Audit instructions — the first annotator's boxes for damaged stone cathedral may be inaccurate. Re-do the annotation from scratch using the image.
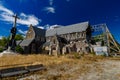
[18,21,92,55]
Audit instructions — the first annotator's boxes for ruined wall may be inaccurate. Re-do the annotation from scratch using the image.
[26,26,35,39]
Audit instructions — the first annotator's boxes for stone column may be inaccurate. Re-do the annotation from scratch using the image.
[56,43,60,56]
[49,43,52,55]
[62,46,66,55]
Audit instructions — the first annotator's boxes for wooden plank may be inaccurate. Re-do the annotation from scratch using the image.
[0,66,26,73]
[1,70,28,77]
[106,27,120,52]
[26,64,46,72]
[0,64,46,78]
[0,66,28,77]
[110,47,118,52]
[27,67,46,72]
[26,64,43,69]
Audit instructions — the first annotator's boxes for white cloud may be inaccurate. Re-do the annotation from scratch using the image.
[0,5,41,26]
[37,26,44,29]
[0,13,13,23]
[44,7,55,13]
[0,5,14,23]
[0,5,14,15]
[20,13,27,17]
[49,0,53,6]
[18,13,41,26]
[44,24,50,29]
[47,24,62,30]
[18,29,27,35]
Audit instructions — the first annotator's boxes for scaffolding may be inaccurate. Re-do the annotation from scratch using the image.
[92,24,120,55]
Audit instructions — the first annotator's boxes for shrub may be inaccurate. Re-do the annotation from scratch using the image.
[15,45,24,53]
[0,48,3,52]
[74,53,81,59]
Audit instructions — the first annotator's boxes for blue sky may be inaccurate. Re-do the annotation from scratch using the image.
[0,0,120,43]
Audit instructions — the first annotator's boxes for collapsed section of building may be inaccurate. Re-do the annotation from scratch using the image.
[19,21,92,55]
[18,24,46,53]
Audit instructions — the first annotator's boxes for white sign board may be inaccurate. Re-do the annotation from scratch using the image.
[93,46,108,56]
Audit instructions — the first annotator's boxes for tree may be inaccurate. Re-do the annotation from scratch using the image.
[15,45,24,53]
[15,34,24,40]
[0,36,8,47]
[15,34,24,53]
[0,34,24,52]
[0,37,9,52]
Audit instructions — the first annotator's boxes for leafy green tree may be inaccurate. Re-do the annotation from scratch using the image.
[0,36,8,47]
[15,34,24,53]
[15,45,24,53]
[0,34,24,52]
[0,48,3,52]
[15,34,24,40]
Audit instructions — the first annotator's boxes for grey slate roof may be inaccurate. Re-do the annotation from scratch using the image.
[46,21,89,37]
[16,40,23,45]
[20,39,34,46]
[32,26,46,37]
[18,26,46,47]
[43,42,50,47]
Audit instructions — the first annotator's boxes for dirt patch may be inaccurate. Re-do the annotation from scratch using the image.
[1,54,120,80]
[78,60,120,80]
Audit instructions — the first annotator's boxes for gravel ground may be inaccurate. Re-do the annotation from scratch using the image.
[18,59,120,80]
[78,60,120,80]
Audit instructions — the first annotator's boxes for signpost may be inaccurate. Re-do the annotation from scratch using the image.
[93,46,108,56]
